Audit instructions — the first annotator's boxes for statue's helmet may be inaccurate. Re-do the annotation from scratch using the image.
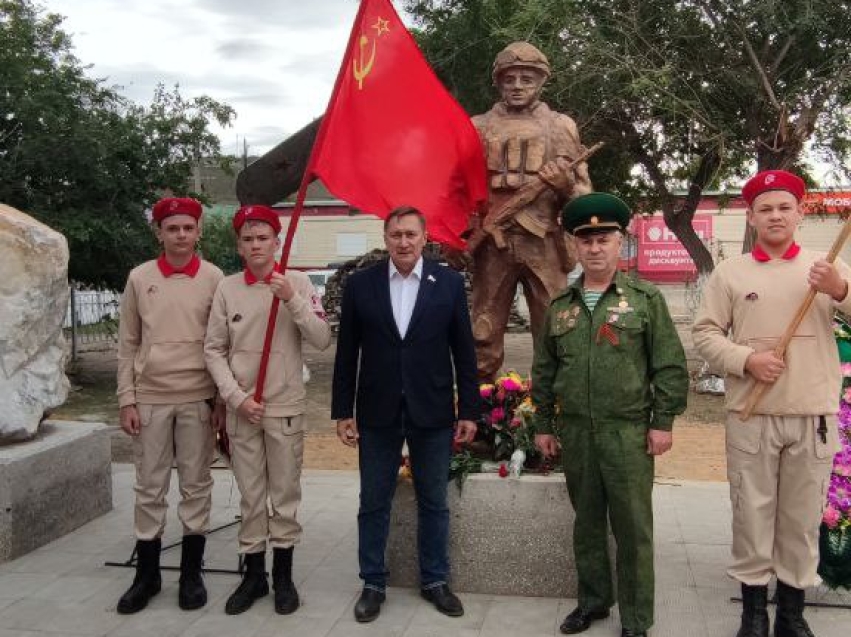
[492,41,551,84]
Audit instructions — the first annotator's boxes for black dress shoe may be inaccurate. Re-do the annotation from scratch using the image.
[354,588,385,623]
[559,606,610,634]
[621,629,647,637]
[420,584,464,617]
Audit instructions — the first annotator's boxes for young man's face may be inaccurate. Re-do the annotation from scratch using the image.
[498,67,546,111]
[155,214,200,260]
[384,213,427,275]
[237,221,280,272]
[746,190,802,249]
[574,230,623,278]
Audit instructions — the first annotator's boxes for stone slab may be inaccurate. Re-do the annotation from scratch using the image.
[387,473,583,597]
[0,420,112,562]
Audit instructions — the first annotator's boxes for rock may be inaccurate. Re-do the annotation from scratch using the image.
[0,205,70,442]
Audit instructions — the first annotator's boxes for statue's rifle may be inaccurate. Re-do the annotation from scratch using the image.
[465,142,604,253]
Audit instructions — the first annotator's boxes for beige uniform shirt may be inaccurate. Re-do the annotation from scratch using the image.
[693,248,851,415]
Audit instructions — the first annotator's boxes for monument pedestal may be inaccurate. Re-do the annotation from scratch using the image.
[387,473,582,597]
[0,420,112,562]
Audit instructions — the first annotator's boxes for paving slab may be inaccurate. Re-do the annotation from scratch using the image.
[0,468,847,636]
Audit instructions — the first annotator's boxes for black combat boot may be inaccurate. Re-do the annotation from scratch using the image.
[178,534,207,610]
[117,538,162,614]
[225,552,269,615]
[737,584,769,637]
[272,546,300,614]
[774,581,815,637]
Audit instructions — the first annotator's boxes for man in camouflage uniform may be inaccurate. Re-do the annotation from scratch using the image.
[532,193,688,637]
[469,41,593,382]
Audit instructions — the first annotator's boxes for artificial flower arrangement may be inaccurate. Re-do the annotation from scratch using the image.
[818,320,851,589]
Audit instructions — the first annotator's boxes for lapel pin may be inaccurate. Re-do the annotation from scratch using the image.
[427,274,436,283]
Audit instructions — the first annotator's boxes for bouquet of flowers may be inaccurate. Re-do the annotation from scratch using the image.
[479,371,537,461]
[819,321,851,589]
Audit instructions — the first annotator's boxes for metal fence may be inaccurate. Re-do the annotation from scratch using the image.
[64,288,121,359]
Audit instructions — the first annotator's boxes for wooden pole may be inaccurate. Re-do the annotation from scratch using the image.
[740,213,851,420]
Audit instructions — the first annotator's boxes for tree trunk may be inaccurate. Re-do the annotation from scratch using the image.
[663,205,715,274]
[633,138,719,275]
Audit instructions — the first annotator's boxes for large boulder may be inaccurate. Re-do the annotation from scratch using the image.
[0,205,70,441]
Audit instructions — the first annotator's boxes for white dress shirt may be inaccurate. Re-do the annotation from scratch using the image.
[388,257,423,338]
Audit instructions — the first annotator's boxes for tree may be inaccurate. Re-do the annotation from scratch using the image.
[199,213,241,275]
[406,0,851,271]
[0,0,235,289]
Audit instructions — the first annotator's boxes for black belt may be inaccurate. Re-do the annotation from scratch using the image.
[818,415,827,444]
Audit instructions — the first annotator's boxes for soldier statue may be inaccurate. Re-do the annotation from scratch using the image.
[465,41,593,382]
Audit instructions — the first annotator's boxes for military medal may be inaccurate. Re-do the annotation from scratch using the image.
[607,289,634,315]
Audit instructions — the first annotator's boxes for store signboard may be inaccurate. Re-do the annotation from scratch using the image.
[803,192,851,215]
[634,214,713,273]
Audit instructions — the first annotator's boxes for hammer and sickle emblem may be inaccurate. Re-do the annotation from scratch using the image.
[353,34,376,90]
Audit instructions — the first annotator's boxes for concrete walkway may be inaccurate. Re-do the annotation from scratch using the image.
[0,468,848,637]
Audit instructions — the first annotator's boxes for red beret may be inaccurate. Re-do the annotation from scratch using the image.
[742,170,806,206]
[152,197,203,222]
[232,205,282,235]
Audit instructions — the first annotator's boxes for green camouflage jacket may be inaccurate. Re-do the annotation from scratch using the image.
[531,272,688,434]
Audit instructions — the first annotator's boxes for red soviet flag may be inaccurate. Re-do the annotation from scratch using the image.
[309,0,487,249]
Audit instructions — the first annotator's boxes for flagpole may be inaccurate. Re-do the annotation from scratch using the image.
[251,174,312,403]
[252,0,375,403]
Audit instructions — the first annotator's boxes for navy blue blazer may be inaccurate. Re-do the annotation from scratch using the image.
[331,258,480,429]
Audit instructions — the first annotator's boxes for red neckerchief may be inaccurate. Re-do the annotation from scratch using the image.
[751,242,800,262]
[244,263,277,285]
[157,254,200,277]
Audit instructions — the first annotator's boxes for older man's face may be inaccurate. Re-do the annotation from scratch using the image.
[575,230,623,279]
[384,214,427,276]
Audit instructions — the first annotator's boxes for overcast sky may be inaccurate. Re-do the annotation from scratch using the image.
[43,0,376,157]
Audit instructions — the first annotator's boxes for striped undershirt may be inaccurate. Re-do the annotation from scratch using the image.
[583,289,604,312]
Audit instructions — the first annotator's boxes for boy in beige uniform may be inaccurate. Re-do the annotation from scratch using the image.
[693,171,847,637]
[116,197,224,614]
[205,205,331,615]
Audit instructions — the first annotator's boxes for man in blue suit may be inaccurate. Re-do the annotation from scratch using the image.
[332,206,480,623]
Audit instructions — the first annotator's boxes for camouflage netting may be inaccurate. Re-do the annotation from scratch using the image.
[321,245,529,333]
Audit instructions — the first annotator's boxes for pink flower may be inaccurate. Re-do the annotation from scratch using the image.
[823,505,841,528]
[842,362,851,377]
[498,463,509,478]
[479,384,494,398]
[490,407,505,423]
[502,377,522,392]
[510,417,522,429]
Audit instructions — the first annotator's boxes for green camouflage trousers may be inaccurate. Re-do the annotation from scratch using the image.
[559,422,655,632]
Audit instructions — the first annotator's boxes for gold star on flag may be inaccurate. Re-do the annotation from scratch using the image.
[372,17,389,36]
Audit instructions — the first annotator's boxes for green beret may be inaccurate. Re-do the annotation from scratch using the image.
[561,192,631,235]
